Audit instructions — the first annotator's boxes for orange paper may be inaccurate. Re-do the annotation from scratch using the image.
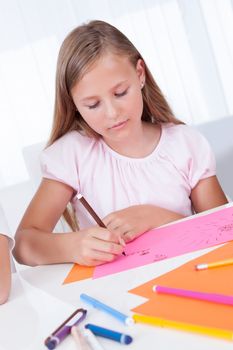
[63,264,94,284]
[129,242,233,332]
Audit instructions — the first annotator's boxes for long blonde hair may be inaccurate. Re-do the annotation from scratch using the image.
[48,20,183,230]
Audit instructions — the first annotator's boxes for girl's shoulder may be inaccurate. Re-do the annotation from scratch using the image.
[159,122,215,167]
[160,123,215,185]
[48,130,95,149]
[41,131,98,159]
[162,123,208,149]
[163,122,199,135]
[39,131,100,191]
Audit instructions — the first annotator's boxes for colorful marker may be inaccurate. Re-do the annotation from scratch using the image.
[83,328,106,350]
[195,257,233,270]
[133,314,233,341]
[85,324,133,345]
[71,327,92,350]
[153,285,233,306]
[71,326,105,350]
[80,293,134,326]
[76,194,126,255]
[44,308,87,349]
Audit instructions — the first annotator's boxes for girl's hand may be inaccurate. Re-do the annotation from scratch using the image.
[72,226,124,266]
[103,205,184,243]
[103,205,155,243]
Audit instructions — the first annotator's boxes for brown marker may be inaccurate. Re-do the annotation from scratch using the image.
[76,193,126,255]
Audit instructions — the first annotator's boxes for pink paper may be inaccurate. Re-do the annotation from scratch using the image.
[94,205,233,279]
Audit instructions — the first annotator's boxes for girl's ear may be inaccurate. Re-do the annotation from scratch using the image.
[136,59,145,83]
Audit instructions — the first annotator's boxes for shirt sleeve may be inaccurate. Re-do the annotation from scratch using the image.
[186,127,216,189]
[40,133,80,192]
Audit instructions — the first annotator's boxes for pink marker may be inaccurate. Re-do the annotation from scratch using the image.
[153,285,233,306]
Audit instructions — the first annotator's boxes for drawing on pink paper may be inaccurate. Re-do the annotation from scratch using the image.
[93,205,233,279]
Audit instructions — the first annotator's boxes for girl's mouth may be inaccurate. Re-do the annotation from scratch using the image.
[109,120,128,130]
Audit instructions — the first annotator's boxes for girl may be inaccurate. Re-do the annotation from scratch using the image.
[0,206,14,304]
[14,20,227,267]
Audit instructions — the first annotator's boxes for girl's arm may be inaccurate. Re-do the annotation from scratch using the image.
[0,234,11,304]
[190,175,228,213]
[104,175,228,242]
[13,179,123,267]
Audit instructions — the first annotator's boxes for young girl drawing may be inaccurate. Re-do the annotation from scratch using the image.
[14,20,227,267]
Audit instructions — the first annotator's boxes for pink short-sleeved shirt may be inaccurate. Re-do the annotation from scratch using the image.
[40,123,216,229]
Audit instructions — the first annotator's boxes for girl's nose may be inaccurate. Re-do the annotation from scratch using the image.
[104,100,118,120]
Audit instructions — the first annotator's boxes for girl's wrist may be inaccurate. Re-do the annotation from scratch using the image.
[61,231,82,263]
[144,205,159,230]
[68,229,91,264]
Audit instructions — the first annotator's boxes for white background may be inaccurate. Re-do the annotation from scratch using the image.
[0,0,233,231]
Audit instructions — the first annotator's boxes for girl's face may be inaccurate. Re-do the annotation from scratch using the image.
[71,53,145,148]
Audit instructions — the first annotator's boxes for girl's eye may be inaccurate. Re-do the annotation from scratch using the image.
[88,101,99,109]
[115,89,128,97]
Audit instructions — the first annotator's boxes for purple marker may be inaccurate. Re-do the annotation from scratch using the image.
[44,308,87,349]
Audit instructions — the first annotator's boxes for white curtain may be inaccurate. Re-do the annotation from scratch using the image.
[0,0,233,188]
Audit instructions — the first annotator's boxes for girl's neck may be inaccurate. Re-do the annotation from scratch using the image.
[103,122,161,158]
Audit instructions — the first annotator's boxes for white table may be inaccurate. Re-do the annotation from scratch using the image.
[1,204,233,350]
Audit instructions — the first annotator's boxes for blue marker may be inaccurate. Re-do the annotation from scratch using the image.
[85,324,133,345]
[80,293,134,326]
